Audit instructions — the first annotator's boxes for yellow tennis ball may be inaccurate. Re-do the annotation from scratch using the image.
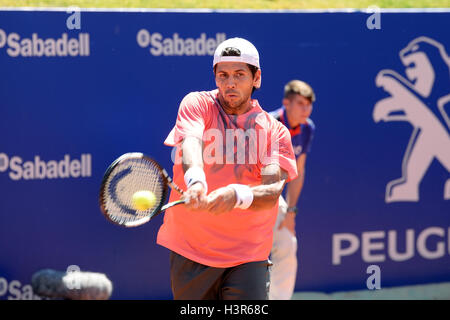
[132,190,156,211]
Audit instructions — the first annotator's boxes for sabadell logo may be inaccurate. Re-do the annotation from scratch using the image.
[0,29,90,57]
[136,30,226,56]
[0,153,92,181]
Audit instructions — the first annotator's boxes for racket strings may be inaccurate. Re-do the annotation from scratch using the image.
[103,158,165,226]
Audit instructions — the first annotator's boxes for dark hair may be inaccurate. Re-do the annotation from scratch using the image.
[221,47,241,57]
[213,47,259,93]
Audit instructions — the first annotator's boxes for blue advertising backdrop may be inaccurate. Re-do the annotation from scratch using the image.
[0,9,449,299]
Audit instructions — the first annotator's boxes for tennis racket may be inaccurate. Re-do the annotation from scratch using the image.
[99,152,185,227]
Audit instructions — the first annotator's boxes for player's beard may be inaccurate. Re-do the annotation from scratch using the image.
[219,89,252,115]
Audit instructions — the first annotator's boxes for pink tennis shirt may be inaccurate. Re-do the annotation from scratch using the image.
[157,89,298,268]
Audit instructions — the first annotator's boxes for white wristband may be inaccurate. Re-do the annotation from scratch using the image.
[228,184,254,210]
[184,167,208,194]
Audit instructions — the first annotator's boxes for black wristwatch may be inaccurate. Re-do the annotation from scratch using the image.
[287,206,298,215]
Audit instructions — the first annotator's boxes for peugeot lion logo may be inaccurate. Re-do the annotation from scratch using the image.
[373,36,450,203]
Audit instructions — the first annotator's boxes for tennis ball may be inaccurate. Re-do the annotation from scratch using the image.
[132,190,156,211]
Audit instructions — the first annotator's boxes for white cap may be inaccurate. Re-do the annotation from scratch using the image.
[213,37,260,69]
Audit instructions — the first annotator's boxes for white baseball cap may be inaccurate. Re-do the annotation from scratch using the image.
[213,37,260,69]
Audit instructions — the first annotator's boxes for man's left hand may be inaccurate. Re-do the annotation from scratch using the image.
[278,211,296,235]
[206,186,237,215]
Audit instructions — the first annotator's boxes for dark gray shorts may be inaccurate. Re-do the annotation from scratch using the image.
[169,251,271,300]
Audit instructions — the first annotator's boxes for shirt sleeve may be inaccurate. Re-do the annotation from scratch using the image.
[164,92,208,147]
[261,121,298,182]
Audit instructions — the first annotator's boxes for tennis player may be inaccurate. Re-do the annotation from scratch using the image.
[268,80,316,300]
[157,38,298,300]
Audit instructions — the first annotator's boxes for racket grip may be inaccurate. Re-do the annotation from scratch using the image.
[161,199,185,211]
[162,169,184,195]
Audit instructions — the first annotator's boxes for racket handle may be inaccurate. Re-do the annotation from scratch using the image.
[162,169,184,195]
[161,199,185,211]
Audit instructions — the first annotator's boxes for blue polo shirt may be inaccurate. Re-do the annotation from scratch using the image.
[269,106,315,158]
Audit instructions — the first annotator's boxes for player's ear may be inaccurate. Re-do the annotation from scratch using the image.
[253,69,261,89]
[282,97,290,108]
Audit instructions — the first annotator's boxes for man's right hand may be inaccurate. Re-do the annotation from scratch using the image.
[182,182,208,211]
